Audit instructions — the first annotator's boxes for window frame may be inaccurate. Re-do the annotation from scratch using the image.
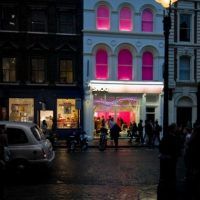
[29,9,47,32]
[141,8,153,33]
[59,58,74,84]
[142,51,154,81]
[178,13,193,43]
[119,6,133,32]
[57,10,76,34]
[30,56,46,83]
[117,49,133,81]
[0,6,17,31]
[178,55,191,81]
[2,57,16,82]
[96,4,110,30]
[95,49,109,80]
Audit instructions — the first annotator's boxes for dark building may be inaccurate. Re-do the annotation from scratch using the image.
[0,0,83,138]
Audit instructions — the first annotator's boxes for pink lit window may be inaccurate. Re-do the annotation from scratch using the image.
[142,51,153,80]
[96,49,108,79]
[142,8,153,32]
[118,49,132,80]
[96,5,110,30]
[119,7,132,31]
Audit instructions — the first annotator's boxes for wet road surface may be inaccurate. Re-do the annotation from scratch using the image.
[5,148,161,200]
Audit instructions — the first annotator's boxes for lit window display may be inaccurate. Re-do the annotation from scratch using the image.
[40,110,53,130]
[57,99,79,129]
[9,98,34,122]
[93,94,140,137]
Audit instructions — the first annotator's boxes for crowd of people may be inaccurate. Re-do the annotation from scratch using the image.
[158,120,200,200]
[95,115,163,147]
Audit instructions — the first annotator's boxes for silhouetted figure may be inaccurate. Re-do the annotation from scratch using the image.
[137,120,144,144]
[184,126,200,200]
[152,120,161,147]
[146,120,154,147]
[110,123,121,151]
[157,123,182,200]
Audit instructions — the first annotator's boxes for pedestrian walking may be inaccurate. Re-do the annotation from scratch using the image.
[157,123,182,200]
[137,120,144,144]
[152,120,161,147]
[110,123,121,151]
[129,121,137,142]
[145,120,154,147]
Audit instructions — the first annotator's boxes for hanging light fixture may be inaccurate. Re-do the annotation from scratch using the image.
[155,0,178,8]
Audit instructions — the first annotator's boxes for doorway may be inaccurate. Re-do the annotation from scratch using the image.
[177,107,192,127]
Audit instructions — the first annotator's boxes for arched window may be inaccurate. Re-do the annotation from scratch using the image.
[119,7,132,31]
[118,49,132,80]
[142,51,153,80]
[96,49,108,79]
[96,5,110,30]
[179,56,190,80]
[142,8,153,32]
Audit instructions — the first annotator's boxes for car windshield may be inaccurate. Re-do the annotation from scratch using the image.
[31,125,45,141]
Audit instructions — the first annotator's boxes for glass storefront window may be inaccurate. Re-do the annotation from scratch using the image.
[40,110,53,130]
[57,99,79,129]
[9,98,34,122]
[93,94,140,137]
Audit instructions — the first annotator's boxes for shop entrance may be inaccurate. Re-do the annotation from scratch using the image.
[93,93,140,138]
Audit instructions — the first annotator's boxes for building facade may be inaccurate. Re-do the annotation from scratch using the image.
[168,0,200,128]
[83,0,165,138]
[0,0,83,138]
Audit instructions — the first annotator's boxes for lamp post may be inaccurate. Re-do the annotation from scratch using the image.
[155,0,178,135]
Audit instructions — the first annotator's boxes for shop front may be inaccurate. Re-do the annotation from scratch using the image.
[93,93,141,137]
[84,80,164,139]
[0,87,83,139]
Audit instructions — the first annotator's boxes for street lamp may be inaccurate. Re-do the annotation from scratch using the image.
[155,0,178,135]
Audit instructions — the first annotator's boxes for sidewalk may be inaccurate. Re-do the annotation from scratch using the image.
[54,138,147,148]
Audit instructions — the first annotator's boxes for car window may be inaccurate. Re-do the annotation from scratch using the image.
[31,126,45,141]
[7,128,28,144]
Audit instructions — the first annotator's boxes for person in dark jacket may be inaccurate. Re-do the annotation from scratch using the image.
[110,123,121,151]
[184,126,200,200]
[157,123,182,200]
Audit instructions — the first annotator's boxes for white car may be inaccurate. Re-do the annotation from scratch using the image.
[0,121,55,171]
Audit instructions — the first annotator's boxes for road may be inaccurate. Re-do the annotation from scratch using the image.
[5,147,160,200]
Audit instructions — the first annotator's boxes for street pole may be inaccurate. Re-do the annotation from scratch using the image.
[163,11,171,136]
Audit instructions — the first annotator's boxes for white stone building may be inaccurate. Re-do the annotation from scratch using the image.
[83,0,166,138]
[168,0,200,128]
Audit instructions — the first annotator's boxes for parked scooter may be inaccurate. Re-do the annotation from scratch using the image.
[66,129,88,152]
[79,130,88,151]
[66,131,78,152]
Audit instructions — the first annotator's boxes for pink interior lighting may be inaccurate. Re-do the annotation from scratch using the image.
[142,8,153,32]
[142,51,153,80]
[119,7,132,31]
[96,5,110,30]
[96,49,108,79]
[118,49,132,80]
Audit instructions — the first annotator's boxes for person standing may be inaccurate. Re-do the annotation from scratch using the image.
[184,126,200,200]
[137,120,144,144]
[157,123,182,200]
[152,120,161,147]
[110,123,121,151]
[145,120,154,147]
